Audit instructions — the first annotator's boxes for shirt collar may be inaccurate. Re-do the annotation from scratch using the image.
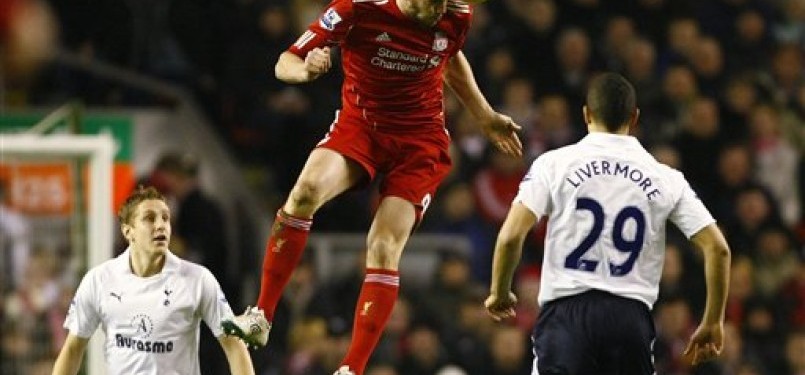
[579,132,643,149]
[115,247,181,276]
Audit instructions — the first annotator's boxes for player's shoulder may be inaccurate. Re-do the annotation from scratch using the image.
[641,152,687,184]
[171,255,211,278]
[86,255,123,280]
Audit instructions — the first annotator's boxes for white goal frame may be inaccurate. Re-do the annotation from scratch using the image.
[0,133,114,375]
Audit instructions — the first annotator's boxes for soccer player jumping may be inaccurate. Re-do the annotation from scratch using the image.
[222,0,522,374]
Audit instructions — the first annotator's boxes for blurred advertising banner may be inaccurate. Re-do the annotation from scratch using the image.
[0,112,134,212]
[0,163,73,215]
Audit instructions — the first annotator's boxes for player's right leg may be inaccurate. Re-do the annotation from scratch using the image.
[531,292,597,375]
[223,148,366,349]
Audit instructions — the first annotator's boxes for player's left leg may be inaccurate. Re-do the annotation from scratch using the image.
[336,129,450,375]
[336,196,416,375]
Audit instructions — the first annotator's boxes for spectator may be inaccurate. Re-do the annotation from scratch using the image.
[720,77,760,142]
[726,186,784,256]
[768,44,805,109]
[653,296,695,375]
[397,323,450,375]
[749,104,801,225]
[673,97,724,207]
[772,0,805,48]
[713,144,757,223]
[779,260,805,329]
[661,17,700,68]
[623,37,662,116]
[442,289,494,374]
[526,94,579,159]
[689,36,726,97]
[741,298,788,374]
[753,226,799,298]
[419,251,479,333]
[472,149,527,227]
[425,183,495,283]
[0,179,31,292]
[725,255,757,326]
[599,15,637,72]
[548,27,595,114]
[478,325,531,375]
[649,65,699,143]
[727,9,773,73]
[148,152,232,291]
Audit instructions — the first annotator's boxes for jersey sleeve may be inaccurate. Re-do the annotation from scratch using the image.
[448,0,472,54]
[198,268,235,338]
[63,270,101,338]
[668,175,716,238]
[514,155,552,218]
[287,0,355,58]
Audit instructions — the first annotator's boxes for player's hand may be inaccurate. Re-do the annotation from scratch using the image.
[304,47,332,77]
[683,322,724,365]
[479,112,523,157]
[485,291,518,322]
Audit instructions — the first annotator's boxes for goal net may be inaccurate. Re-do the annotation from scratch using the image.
[0,133,114,375]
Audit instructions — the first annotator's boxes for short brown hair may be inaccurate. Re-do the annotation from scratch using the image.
[118,185,166,225]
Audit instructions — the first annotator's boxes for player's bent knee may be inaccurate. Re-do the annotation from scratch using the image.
[288,180,325,212]
[366,239,403,269]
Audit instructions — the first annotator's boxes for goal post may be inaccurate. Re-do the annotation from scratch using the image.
[0,133,114,375]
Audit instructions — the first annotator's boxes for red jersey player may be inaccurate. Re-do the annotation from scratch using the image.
[223,0,522,373]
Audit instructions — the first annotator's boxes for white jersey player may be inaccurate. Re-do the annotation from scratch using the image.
[53,186,254,375]
[485,73,731,375]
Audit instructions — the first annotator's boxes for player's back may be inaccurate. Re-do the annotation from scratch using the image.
[525,132,710,308]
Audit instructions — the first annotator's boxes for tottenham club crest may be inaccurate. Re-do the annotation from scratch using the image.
[432,32,448,52]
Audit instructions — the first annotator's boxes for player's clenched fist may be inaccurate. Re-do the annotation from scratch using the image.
[305,47,332,75]
[485,291,518,322]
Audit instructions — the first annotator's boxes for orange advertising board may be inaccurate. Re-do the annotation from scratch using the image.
[0,163,74,215]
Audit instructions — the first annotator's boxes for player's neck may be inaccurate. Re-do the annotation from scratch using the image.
[129,247,167,277]
[397,0,442,27]
[587,123,630,135]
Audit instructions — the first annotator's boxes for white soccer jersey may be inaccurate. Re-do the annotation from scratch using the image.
[515,133,714,308]
[64,248,234,375]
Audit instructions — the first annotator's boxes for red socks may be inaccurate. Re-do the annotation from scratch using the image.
[340,268,400,374]
[255,210,399,375]
[255,210,312,320]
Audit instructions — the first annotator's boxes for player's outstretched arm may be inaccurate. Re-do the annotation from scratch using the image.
[219,335,255,375]
[485,202,538,321]
[52,334,89,375]
[684,223,731,365]
[444,51,522,157]
[275,48,331,84]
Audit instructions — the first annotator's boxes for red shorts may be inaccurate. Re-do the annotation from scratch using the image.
[317,111,452,219]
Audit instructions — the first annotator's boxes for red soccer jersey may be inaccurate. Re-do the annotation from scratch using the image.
[288,0,472,132]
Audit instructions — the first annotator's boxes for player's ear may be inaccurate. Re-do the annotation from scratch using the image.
[121,223,132,242]
[629,107,640,132]
[582,105,592,126]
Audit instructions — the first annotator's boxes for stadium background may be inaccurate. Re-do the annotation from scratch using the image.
[1,0,803,374]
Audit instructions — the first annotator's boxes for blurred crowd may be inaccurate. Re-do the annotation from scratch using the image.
[2,0,804,374]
